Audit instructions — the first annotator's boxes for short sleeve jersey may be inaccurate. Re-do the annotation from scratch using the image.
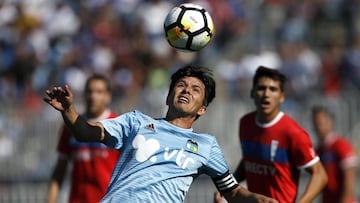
[317,134,358,203]
[57,110,120,203]
[99,110,237,203]
[239,111,319,203]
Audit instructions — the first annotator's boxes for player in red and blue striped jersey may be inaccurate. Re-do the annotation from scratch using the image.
[234,66,328,203]
[312,106,358,203]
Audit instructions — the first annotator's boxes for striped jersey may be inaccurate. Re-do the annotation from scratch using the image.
[99,110,237,203]
[239,111,319,203]
[317,133,358,203]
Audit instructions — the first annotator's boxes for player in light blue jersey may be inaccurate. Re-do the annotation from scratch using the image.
[44,65,278,203]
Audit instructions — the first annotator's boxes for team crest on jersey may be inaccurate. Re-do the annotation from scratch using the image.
[186,139,198,153]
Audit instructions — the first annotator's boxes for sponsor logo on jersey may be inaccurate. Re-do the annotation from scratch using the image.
[132,134,196,169]
[244,160,276,176]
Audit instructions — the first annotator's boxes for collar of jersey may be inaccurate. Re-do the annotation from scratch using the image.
[158,118,194,132]
[255,111,284,128]
[84,109,111,122]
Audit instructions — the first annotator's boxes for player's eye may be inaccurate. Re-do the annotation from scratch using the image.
[176,83,185,88]
[269,86,279,91]
[192,87,200,93]
[256,86,266,91]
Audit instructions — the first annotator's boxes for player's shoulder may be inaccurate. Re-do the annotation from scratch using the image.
[194,131,217,141]
[332,135,354,149]
[108,111,118,118]
[132,110,156,121]
[281,113,304,128]
[240,111,256,122]
[124,110,160,125]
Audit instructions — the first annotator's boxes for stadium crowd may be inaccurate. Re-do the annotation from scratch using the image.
[0,0,359,199]
[0,0,359,107]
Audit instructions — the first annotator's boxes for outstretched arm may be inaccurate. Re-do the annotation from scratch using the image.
[44,85,105,142]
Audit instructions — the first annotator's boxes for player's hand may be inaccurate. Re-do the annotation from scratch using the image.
[215,191,279,203]
[44,85,73,112]
[214,191,226,203]
[253,193,279,203]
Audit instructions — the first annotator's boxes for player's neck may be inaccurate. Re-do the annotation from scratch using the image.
[165,112,195,129]
[86,109,106,119]
[256,110,281,124]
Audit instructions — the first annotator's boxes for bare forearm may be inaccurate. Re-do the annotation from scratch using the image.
[297,176,324,203]
[47,180,60,203]
[297,163,327,203]
[340,167,357,203]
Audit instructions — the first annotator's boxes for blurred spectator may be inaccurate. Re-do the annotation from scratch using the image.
[0,0,358,106]
[319,40,345,97]
[0,125,14,160]
[215,45,281,98]
[43,1,80,42]
[279,41,321,100]
[343,35,360,90]
[134,0,174,57]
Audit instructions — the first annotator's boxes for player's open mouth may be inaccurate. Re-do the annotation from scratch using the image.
[178,96,189,103]
[260,100,270,107]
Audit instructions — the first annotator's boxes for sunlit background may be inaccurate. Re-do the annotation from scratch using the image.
[0,0,359,202]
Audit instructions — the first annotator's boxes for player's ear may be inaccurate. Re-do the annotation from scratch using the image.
[279,91,285,103]
[197,106,207,116]
[250,88,255,98]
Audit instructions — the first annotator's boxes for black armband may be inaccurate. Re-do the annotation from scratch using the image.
[212,171,239,194]
[70,116,102,142]
[102,130,118,148]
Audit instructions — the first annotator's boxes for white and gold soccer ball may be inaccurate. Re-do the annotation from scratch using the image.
[164,3,214,52]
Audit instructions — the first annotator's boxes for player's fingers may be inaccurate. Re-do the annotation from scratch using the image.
[53,86,68,98]
[63,85,72,97]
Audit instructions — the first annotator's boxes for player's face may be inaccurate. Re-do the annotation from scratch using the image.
[84,79,111,117]
[312,111,332,141]
[251,77,284,122]
[167,76,207,118]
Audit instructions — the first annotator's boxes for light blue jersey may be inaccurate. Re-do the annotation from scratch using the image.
[99,110,237,203]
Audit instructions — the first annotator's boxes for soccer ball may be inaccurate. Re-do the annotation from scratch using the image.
[164,3,214,52]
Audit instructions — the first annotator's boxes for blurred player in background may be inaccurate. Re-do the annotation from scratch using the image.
[216,66,327,203]
[44,65,278,203]
[312,106,358,203]
[47,74,120,203]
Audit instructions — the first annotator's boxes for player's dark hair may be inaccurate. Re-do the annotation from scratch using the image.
[253,66,286,91]
[85,74,112,92]
[168,65,216,106]
[311,105,335,120]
